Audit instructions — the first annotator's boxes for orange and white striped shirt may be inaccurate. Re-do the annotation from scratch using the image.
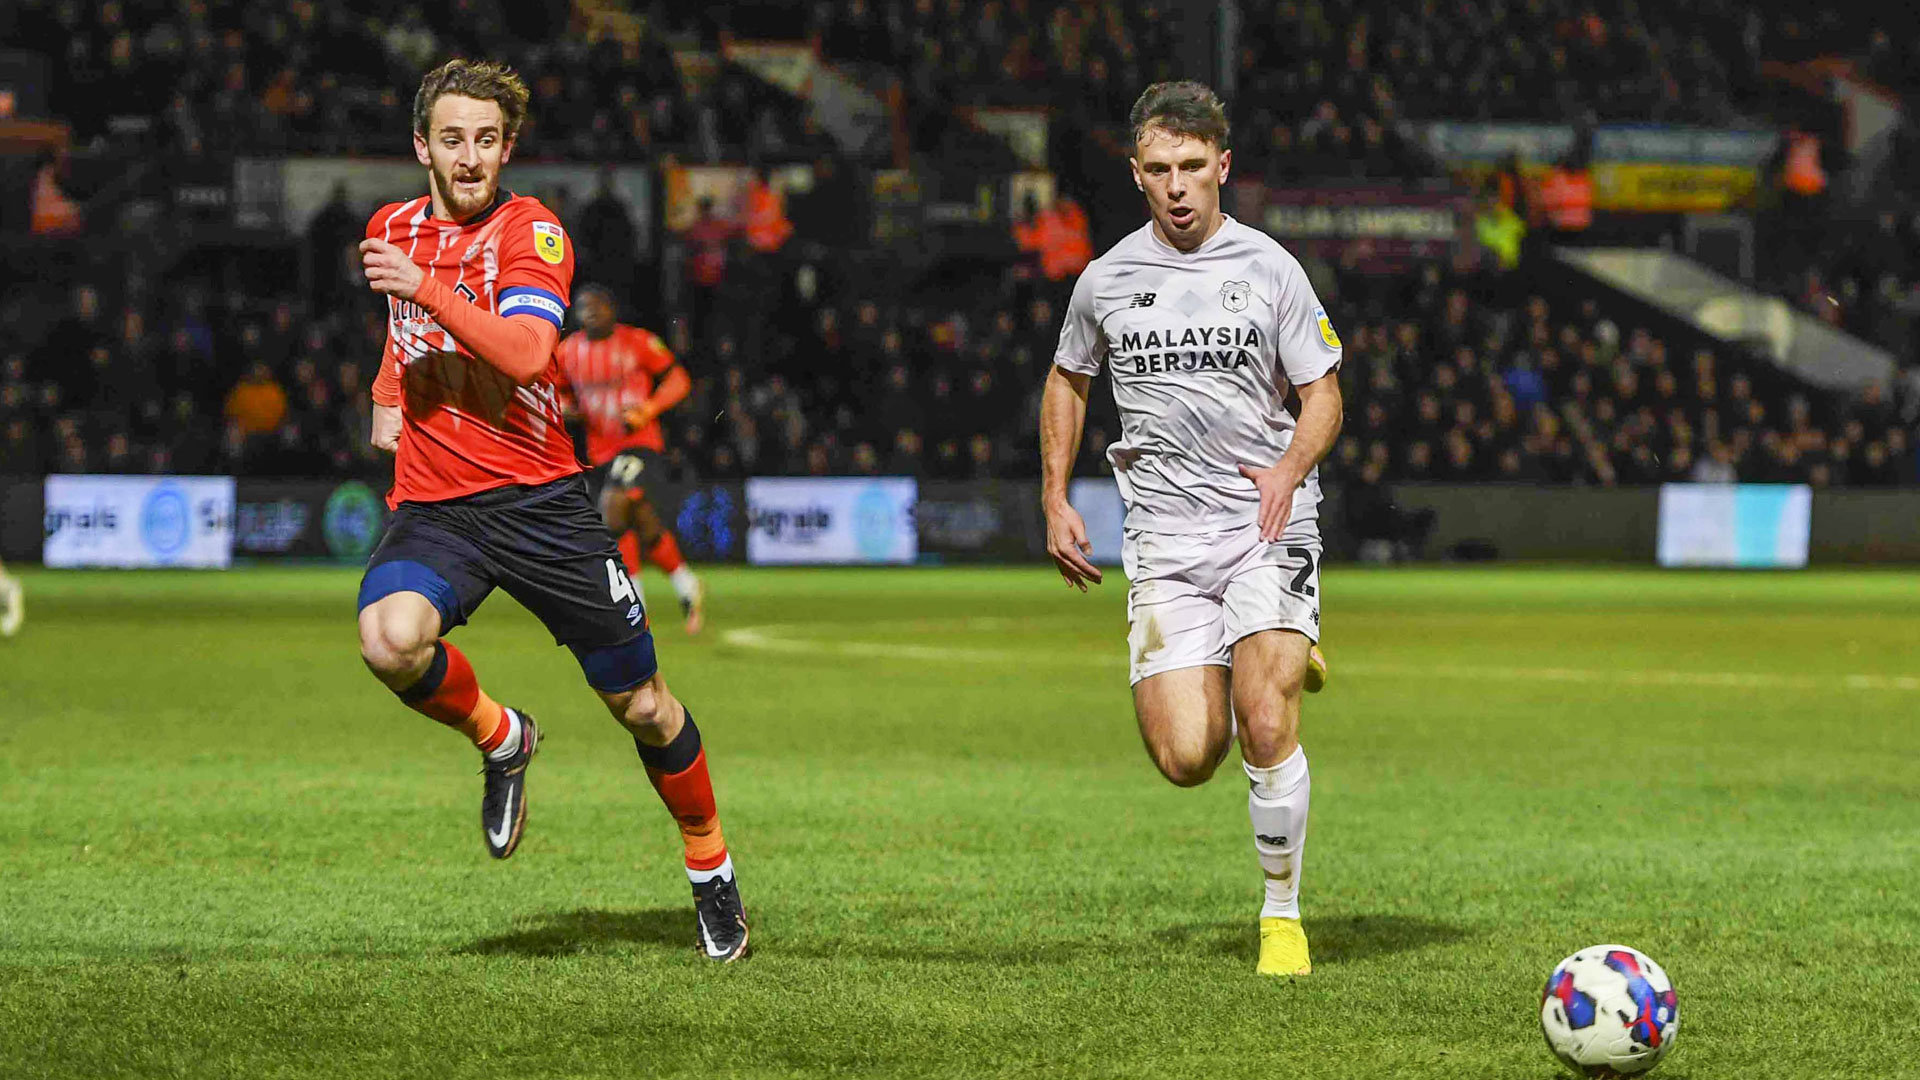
[367,192,579,507]
[555,324,679,462]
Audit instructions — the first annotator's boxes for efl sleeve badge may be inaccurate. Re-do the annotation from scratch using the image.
[532,220,566,266]
[1314,305,1341,350]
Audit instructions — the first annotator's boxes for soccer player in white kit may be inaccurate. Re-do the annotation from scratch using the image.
[1040,82,1344,976]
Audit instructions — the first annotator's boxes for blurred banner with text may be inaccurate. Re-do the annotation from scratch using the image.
[44,475,235,569]
[1230,183,1469,270]
[746,477,918,565]
[1419,122,1779,213]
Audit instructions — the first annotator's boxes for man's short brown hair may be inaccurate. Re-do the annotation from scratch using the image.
[413,58,531,141]
[1129,81,1230,151]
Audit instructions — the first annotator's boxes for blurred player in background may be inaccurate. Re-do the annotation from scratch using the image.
[0,558,22,638]
[555,286,707,634]
[353,59,747,960]
[1040,82,1341,977]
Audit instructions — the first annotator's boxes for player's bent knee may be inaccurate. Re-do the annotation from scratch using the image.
[357,611,434,678]
[601,679,680,741]
[1151,745,1218,787]
[617,683,667,727]
[1236,713,1300,769]
[355,563,458,680]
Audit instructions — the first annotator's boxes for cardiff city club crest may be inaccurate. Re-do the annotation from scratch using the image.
[1220,280,1250,312]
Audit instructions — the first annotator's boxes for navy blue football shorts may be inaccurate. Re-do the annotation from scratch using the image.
[356,475,658,693]
[593,448,668,503]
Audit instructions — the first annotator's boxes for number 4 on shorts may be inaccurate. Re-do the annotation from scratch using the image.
[605,558,639,604]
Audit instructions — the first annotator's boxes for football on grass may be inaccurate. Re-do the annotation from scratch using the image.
[1540,945,1680,1076]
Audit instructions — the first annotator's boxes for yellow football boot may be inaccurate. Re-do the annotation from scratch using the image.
[1257,917,1312,977]
[1303,643,1329,693]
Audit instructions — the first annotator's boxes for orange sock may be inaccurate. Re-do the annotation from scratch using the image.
[644,533,685,575]
[398,641,508,751]
[648,750,729,870]
[617,532,643,577]
[635,710,729,871]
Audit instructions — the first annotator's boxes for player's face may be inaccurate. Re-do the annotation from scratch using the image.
[577,292,614,336]
[414,95,514,222]
[1130,127,1231,253]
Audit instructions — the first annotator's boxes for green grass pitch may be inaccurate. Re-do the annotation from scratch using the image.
[2,564,1916,1079]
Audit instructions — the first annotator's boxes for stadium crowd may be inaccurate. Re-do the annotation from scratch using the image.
[0,0,812,163]
[1330,265,1918,490]
[1769,208,1920,371]
[5,0,1920,493]
[20,0,1906,169]
[7,230,1919,491]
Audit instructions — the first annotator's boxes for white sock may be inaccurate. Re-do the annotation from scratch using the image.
[669,565,700,605]
[485,707,523,762]
[1246,745,1310,920]
[687,854,733,885]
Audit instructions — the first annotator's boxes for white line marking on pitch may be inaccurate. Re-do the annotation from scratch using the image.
[720,623,1919,693]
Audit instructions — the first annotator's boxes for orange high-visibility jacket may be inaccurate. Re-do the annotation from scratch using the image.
[743,179,793,253]
[1537,168,1593,230]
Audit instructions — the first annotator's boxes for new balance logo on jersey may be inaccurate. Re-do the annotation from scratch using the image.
[1129,293,1156,308]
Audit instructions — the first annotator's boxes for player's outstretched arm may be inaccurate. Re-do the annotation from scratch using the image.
[359,238,558,385]
[1239,371,1344,542]
[1040,364,1103,591]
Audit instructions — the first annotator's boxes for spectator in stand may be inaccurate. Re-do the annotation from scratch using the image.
[31,149,83,237]
[36,284,108,399]
[885,428,924,475]
[1474,183,1526,280]
[1889,428,1919,484]
[224,361,288,442]
[789,153,847,247]
[305,183,362,313]
[1,367,45,472]
[1013,192,1094,285]
[1536,151,1595,247]
[741,167,794,257]
[683,197,734,341]
[575,169,642,310]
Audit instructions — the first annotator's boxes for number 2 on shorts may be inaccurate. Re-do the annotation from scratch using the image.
[1285,546,1317,597]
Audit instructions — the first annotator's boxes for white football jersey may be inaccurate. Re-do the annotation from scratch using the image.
[1053,216,1343,534]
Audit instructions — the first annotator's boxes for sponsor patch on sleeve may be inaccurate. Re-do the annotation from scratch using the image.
[1314,305,1341,350]
[532,220,566,265]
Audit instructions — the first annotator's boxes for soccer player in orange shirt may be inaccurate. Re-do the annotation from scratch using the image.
[555,287,707,634]
[353,59,747,961]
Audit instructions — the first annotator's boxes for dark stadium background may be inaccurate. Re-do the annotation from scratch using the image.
[3,0,1919,565]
